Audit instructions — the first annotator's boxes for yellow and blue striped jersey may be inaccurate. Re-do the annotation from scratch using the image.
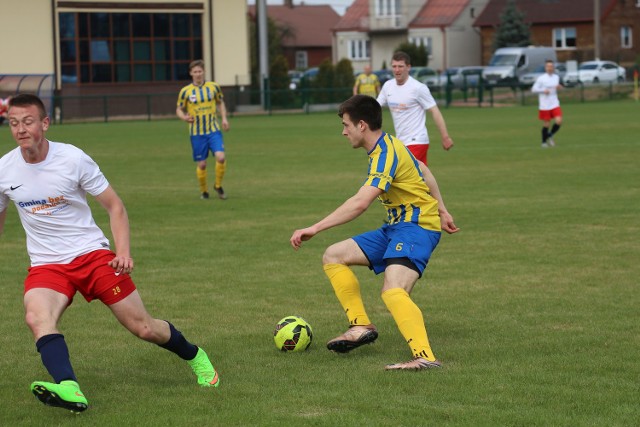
[365,132,441,232]
[177,81,224,136]
[355,73,380,97]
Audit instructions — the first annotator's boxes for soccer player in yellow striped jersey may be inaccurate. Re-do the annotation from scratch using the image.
[290,95,459,371]
[353,65,380,98]
[177,60,229,200]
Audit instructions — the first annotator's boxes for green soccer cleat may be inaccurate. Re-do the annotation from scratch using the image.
[31,380,88,413]
[187,348,220,388]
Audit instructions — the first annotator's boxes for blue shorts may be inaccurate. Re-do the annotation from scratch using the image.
[190,131,224,161]
[352,223,441,277]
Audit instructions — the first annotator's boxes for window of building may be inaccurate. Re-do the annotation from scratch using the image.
[348,39,370,60]
[553,28,576,49]
[621,26,632,48]
[59,12,202,84]
[295,51,308,69]
[376,0,401,16]
[408,36,432,56]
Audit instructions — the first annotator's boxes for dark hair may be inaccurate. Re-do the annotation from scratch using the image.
[189,59,205,70]
[545,59,554,65]
[8,94,47,119]
[338,95,382,131]
[392,51,411,65]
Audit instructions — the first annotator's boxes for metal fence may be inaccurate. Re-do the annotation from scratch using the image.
[47,81,638,124]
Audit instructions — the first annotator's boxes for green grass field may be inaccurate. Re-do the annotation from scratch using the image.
[0,100,638,426]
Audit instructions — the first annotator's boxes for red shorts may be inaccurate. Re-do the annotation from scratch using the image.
[24,250,136,305]
[539,107,562,121]
[407,144,429,165]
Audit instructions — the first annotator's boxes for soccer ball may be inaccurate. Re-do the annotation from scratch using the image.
[273,316,313,352]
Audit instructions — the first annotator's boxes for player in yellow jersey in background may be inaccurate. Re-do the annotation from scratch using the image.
[353,65,381,98]
[290,95,459,370]
[177,60,230,200]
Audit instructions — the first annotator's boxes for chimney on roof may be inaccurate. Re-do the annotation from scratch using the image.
[284,0,294,8]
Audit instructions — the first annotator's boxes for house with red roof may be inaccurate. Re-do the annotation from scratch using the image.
[474,0,640,66]
[333,0,490,73]
[248,2,340,70]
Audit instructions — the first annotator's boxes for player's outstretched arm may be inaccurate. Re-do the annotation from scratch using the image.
[290,185,381,250]
[418,162,459,234]
[428,105,454,150]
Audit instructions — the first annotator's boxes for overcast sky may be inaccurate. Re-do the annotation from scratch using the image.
[246,0,354,15]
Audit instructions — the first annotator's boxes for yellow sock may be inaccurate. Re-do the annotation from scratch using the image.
[323,264,371,326]
[381,288,436,361]
[196,167,207,193]
[215,160,226,189]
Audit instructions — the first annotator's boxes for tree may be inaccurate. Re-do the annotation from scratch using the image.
[269,55,293,107]
[394,41,429,67]
[334,58,355,90]
[493,0,531,50]
[314,59,335,102]
[249,16,295,89]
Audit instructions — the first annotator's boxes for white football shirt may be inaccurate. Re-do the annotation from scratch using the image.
[531,73,561,111]
[377,76,436,146]
[0,141,111,266]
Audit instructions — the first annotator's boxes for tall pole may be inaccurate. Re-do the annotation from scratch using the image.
[594,0,600,60]
[257,0,269,108]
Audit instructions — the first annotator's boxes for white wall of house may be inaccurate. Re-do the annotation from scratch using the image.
[370,33,408,70]
[335,31,372,72]
[445,5,485,68]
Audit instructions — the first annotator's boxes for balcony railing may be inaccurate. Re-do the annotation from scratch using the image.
[369,14,406,31]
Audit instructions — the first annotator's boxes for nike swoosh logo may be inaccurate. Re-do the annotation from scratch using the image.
[75,391,85,397]
[10,184,23,191]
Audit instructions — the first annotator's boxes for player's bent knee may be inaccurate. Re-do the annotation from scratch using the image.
[322,244,344,265]
[25,310,54,335]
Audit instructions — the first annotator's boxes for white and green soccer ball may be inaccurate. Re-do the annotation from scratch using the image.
[273,316,313,352]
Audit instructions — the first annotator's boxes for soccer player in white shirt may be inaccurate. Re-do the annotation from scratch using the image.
[0,94,220,414]
[531,60,563,147]
[377,51,454,165]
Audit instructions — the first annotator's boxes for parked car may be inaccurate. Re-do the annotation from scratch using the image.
[483,46,556,85]
[518,62,566,86]
[440,66,484,88]
[288,70,304,89]
[563,60,626,85]
[410,66,440,88]
[373,69,394,86]
[298,67,319,86]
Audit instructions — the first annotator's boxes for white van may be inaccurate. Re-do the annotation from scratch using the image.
[483,46,557,85]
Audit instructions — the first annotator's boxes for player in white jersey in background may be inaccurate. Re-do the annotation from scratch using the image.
[531,60,563,148]
[377,51,454,165]
[0,94,219,414]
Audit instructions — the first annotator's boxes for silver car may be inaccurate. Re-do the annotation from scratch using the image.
[519,62,567,86]
[410,66,440,88]
[440,66,484,88]
[564,60,626,85]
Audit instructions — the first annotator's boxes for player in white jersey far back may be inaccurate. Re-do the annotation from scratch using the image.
[531,60,564,148]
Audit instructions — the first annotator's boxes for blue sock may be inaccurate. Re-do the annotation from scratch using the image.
[36,334,77,383]
[158,322,199,360]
